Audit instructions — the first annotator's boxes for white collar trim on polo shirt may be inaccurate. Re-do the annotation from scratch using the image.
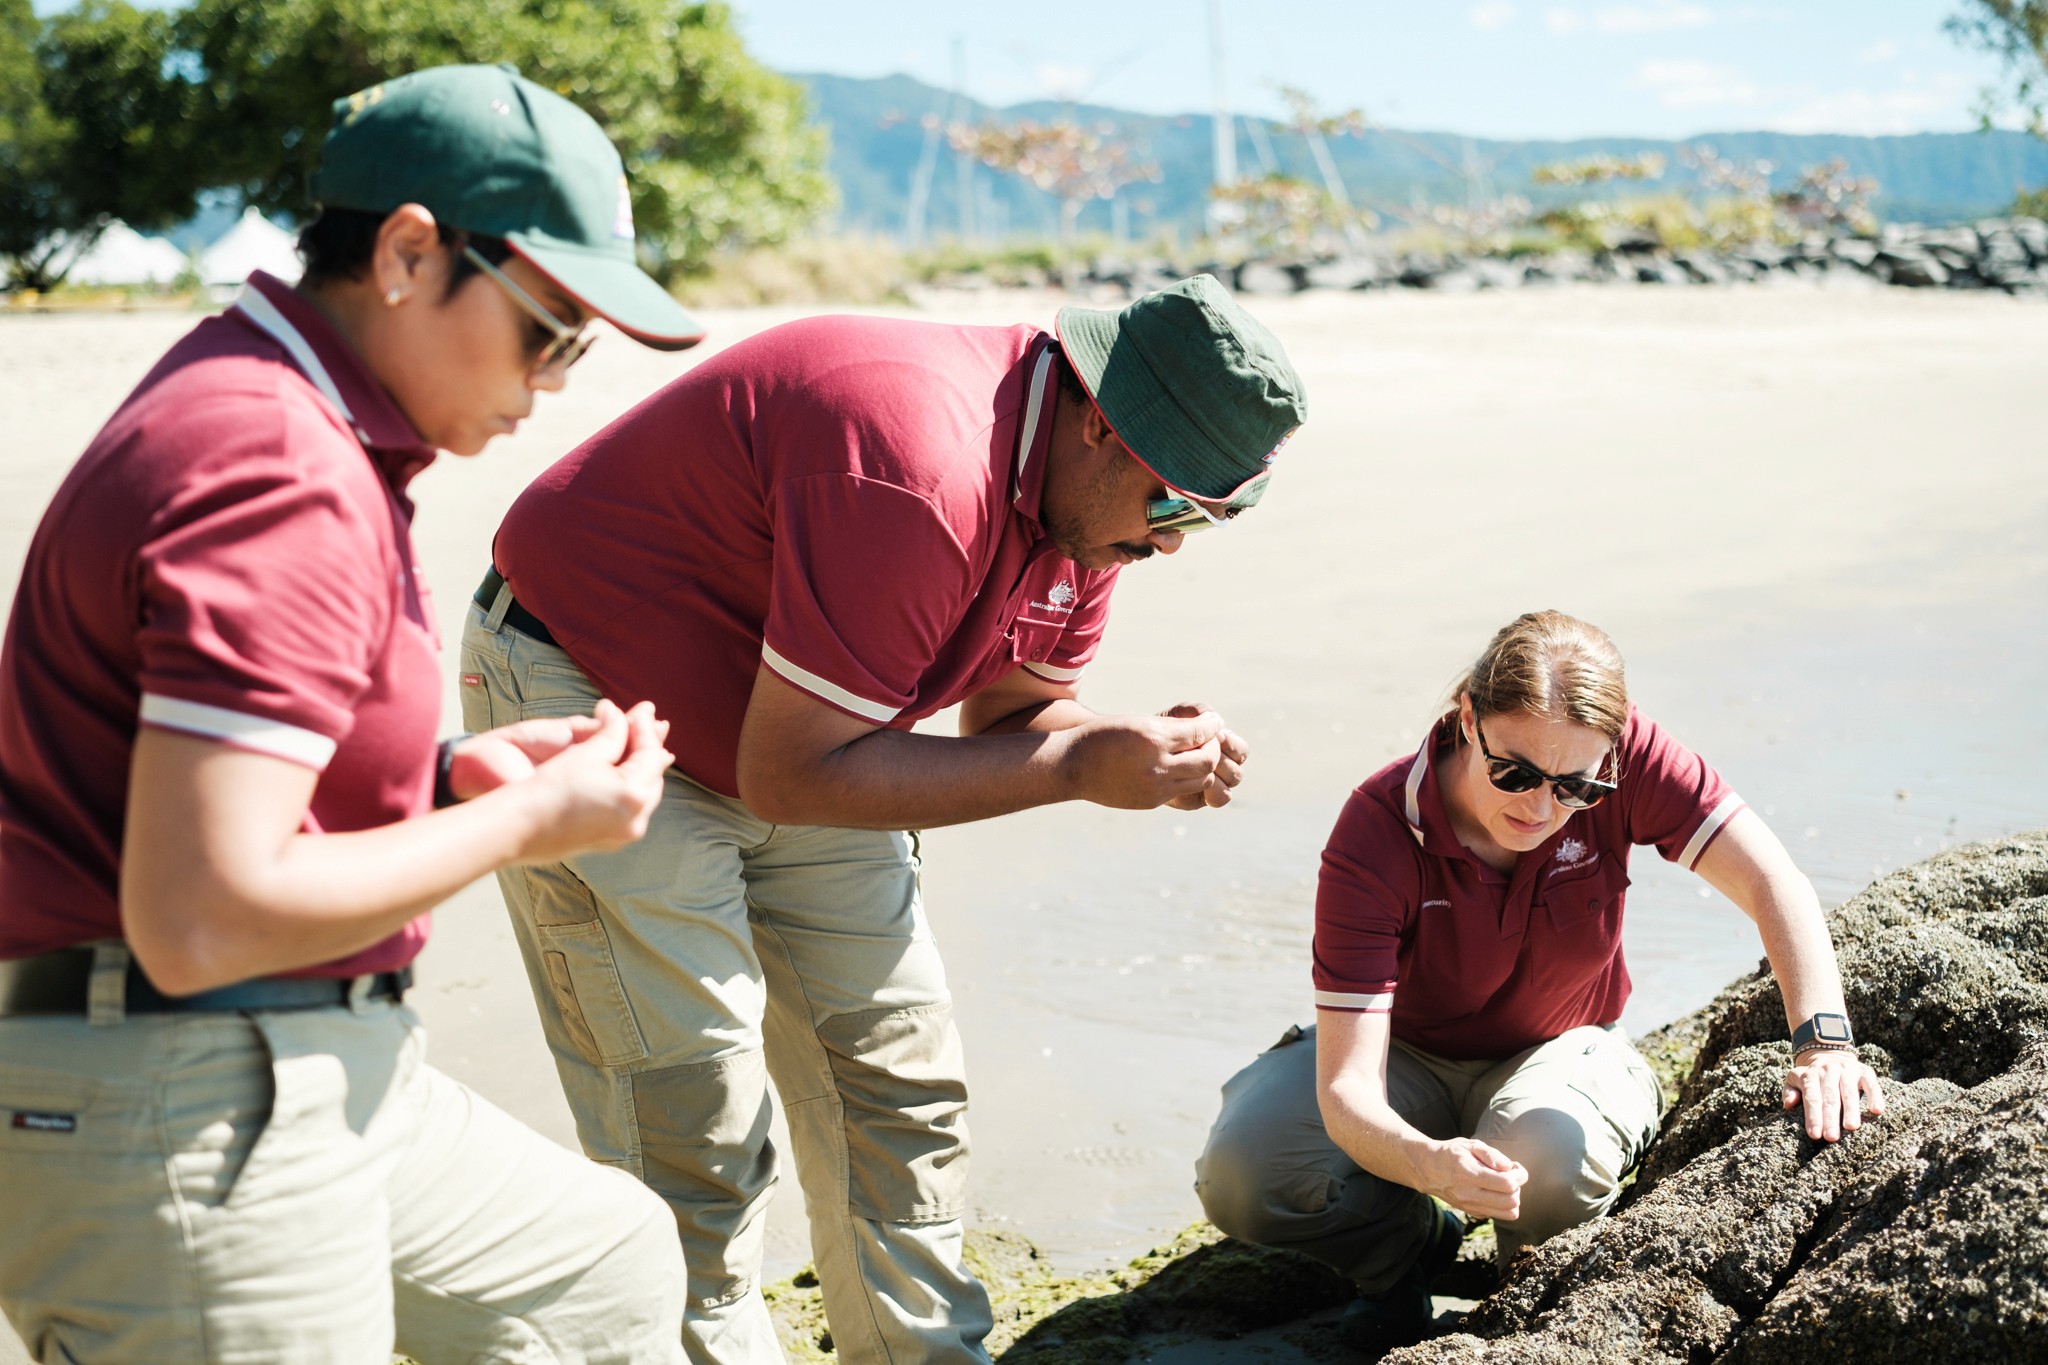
[234,283,373,446]
[1403,731,1431,846]
[1010,345,1054,502]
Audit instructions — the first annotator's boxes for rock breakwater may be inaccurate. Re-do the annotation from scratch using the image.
[1027,219,2048,299]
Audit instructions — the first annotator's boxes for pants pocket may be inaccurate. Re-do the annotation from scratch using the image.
[518,660,600,721]
[533,918,651,1070]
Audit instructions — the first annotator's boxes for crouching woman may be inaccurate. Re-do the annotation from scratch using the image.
[1194,610,1884,1354]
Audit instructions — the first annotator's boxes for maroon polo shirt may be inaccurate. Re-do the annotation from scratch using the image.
[0,272,443,976]
[495,314,1119,800]
[1313,706,1744,1059]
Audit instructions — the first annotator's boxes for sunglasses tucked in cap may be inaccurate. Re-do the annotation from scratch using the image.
[310,63,705,352]
[1055,274,1306,504]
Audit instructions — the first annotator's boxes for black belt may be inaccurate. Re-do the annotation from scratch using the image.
[475,566,558,646]
[0,948,411,1017]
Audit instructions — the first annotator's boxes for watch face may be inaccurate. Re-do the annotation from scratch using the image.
[1816,1014,1852,1042]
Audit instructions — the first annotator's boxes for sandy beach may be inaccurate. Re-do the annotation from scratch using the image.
[2,283,2043,1359]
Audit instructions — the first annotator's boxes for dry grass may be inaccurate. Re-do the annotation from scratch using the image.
[674,236,912,308]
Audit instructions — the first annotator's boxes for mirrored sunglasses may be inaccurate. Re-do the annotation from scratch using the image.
[1144,473,1270,535]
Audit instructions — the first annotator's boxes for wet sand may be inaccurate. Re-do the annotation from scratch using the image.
[1,284,2043,1347]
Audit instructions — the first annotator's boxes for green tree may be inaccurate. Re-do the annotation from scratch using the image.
[1949,1,2048,135]
[0,0,65,281]
[0,0,195,289]
[173,0,833,278]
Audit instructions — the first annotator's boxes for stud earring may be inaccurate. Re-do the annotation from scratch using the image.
[384,287,404,305]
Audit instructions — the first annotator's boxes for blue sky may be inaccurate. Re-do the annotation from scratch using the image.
[732,1,2019,139]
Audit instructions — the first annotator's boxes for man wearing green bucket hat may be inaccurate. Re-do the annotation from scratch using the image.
[0,64,701,1362]
[462,274,1305,1361]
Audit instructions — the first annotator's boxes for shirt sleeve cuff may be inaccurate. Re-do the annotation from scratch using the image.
[139,693,337,770]
[1677,794,1747,870]
[1314,989,1395,1013]
[759,644,902,724]
[1022,659,1085,683]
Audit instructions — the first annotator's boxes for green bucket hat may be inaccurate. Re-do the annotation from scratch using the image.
[1056,274,1305,502]
[310,63,704,350]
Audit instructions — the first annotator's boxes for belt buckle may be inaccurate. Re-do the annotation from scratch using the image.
[346,973,377,1014]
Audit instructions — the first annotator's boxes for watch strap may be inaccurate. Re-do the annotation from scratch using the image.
[433,735,469,809]
[1791,1011,1854,1053]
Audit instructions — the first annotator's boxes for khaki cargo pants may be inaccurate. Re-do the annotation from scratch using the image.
[462,596,993,1365]
[0,977,685,1364]
[1194,1021,1662,1291]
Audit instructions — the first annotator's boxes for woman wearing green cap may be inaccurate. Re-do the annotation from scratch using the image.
[0,65,703,1362]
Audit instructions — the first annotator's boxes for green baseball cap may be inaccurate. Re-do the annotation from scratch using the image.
[1056,274,1305,502]
[310,63,704,350]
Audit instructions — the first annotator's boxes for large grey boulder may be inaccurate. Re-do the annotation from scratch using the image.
[1234,261,1303,296]
[1874,249,1950,288]
[1303,256,1386,291]
[1383,834,2048,1365]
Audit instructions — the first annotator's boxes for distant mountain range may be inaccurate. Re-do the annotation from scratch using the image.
[792,71,2048,240]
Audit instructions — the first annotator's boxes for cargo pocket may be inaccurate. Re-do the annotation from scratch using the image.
[818,1002,968,1223]
[530,915,650,1070]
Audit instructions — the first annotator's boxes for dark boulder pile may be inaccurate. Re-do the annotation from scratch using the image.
[1053,218,2048,299]
[1391,831,2048,1364]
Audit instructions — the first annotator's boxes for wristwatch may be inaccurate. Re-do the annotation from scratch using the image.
[1791,1012,1855,1056]
[433,735,469,810]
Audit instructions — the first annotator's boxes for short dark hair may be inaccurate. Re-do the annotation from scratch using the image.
[1047,341,1091,408]
[295,206,513,296]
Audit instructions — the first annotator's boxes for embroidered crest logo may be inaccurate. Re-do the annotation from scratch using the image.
[1553,836,1597,874]
[1047,580,1076,607]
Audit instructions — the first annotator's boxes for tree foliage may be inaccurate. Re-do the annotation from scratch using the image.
[1949,0,2048,135]
[1209,174,1374,257]
[1,0,196,288]
[175,0,832,279]
[1,0,832,288]
[950,117,1158,253]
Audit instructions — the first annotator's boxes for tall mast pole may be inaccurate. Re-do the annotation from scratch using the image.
[1207,0,1238,238]
[953,36,975,241]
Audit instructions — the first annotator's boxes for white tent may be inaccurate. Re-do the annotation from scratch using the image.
[199,207,301,287]
[66,221,191,287]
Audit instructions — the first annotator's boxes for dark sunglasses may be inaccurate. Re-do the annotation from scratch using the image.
[462,245,596,374]
[1473,716,1617,809]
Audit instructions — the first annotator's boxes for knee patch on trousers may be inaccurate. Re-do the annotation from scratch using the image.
[631,1050,777,1309]
[1195,1155,1339,1247]
[813,1003,969,1223]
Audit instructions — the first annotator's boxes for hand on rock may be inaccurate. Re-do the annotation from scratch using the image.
[1783,1051,1887,1142]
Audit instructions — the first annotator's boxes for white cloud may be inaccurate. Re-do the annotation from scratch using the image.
[1593,2,1714,33]
[1630,59,1977,133]
[1765,73,1979,134]
[1546,8,1585,32]
[1632,59,1767,108]
[1470,2,1518,30]
[1853,39,1900,64]
[1033,63,1096,99]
